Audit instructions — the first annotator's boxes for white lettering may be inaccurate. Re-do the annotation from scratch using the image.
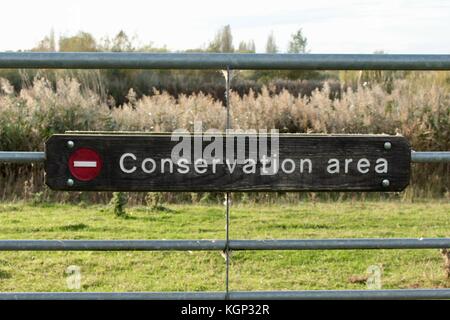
[161,158,173,173]
[226,159,237,173]
[177,159,189,174]
[375,158,388,173]
[281,159,295,174]
[300,159,312,173]
[119,153,137,173]
[243,159,257,174]
[141,158,156,173]
[211,159,220,174]
[357,158,370,174]
[327,158,340,174]
[194,159,208,174]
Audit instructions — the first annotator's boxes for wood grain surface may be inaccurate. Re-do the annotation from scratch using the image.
[45,134,411,192]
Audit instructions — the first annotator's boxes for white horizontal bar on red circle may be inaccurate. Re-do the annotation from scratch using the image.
[73,161,97,168]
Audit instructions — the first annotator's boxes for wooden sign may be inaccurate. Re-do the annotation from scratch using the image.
[45,134,411,192]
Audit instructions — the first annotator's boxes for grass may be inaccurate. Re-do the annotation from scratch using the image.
[0,200,449,292]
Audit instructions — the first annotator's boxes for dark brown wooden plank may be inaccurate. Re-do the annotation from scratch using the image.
[44,134,411,192]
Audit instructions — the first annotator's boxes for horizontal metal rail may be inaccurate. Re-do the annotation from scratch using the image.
[0,151,45,163]
[2,289,450,300]
[1,238,450,251]
[0,240,224,251]
[1,151,450,164]
[1,53,450,70]
[411,151,450,163]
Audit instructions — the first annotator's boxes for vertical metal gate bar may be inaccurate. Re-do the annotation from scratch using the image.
[225,191,230,298]
[224,66,232,299]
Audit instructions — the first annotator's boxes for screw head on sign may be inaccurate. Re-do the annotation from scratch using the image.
[384,142,391,150]
[67,179,74,187]
[382,179,390,188]
[67,140,75,148]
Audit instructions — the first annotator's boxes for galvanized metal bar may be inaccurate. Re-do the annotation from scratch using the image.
[230,238,450,250]
[0,292,226,300]
[0,240,226,251]
[1,238,450,251]
[1,151,449,164]
[411,151,450,163]
[1,289,450,300]
[0,151,45,163]
[229,289,450,300]
[224,66,232,299]
[1,53,450,70]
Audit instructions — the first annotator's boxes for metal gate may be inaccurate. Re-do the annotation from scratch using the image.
[0,53,450,300]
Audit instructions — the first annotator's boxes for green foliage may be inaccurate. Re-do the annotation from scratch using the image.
[200,192,216,204]
[265,32,278,53]
[110,192,128,217]
[240,193,250,204]
[145,192,165,210]
[287,28,308,53]
[31,192,45,205]
[59,32,97,52]
[283,29,320,79]
[98,30,135,52]
[190,193,200,203]
[237,40,256,53]
[208,25,234,53]
[32,29,56,52]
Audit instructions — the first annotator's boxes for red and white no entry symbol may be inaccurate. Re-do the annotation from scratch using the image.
[68,148,103,181]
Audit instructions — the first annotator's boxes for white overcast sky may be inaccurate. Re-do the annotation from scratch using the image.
[0,0,449,53]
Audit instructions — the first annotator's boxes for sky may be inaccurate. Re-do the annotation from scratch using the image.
[0,0,449,53]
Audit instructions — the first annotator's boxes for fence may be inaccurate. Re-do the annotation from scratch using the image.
[0,53,450,300]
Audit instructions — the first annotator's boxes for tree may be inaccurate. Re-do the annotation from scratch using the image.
[208,25,234,53]
[33,29,56,52]
[238,40,255,53]
[109,30,135,52]
[59,32,96,52]
[110,31,134,52]
[265,32,278,53]
[287,29,308,53]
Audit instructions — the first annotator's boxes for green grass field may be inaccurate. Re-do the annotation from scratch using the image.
[0,200,449,292]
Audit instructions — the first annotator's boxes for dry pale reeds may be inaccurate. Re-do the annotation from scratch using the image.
[0,72,449,202]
